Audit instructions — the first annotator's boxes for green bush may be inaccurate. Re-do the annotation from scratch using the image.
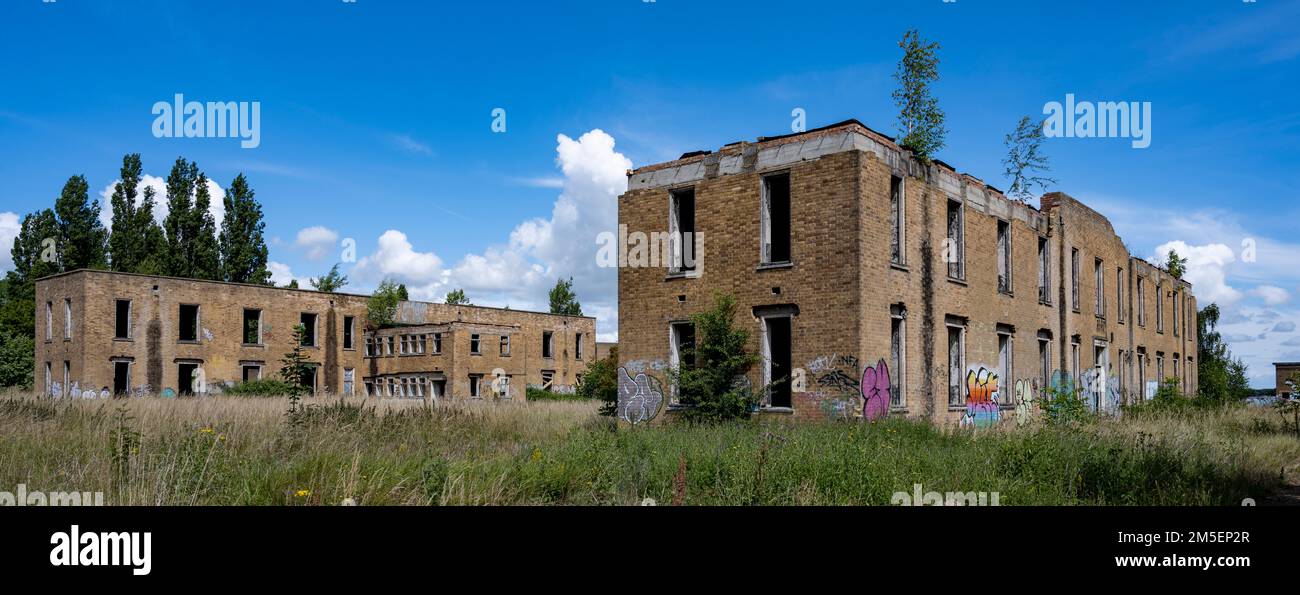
[526,387,587,402]
[673,293,762,423]
[575,347,618,416]
[223,379,301,397]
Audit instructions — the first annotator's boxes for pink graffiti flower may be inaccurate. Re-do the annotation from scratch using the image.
[860,359,891,420]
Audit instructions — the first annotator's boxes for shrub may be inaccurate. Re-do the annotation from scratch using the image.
[575,347,618,416]
[1039,382,1092,426]
[526,387,587,402]
[673,293,762,423]
[223,379,301,397]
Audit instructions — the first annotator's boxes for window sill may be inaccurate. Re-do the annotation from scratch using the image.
[664,270,701,281]
[755,261,794,272]
[241,343,264,348]
[759,407,794,415]
[890,262,908,272]
[997,290,1013,298]
[946,277,967,287]
[113,337,133,342]
[177,340,200,345]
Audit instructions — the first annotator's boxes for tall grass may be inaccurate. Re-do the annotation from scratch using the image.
[0,390,1295,505]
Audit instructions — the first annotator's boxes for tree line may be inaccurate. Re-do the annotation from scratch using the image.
[0,155,272,387]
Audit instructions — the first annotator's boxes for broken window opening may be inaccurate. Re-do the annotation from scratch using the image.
[300,313,317,347]
[761,172,791,264]
[115,299,131,340]
[179,304,200,342]
[243,308,261,345]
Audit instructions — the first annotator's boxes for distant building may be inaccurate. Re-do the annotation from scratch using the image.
[35,270,595,400]
[1276,362,1300,398]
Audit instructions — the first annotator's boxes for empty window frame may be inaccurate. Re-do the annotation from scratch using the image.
[1137,277,1146,326]
[45,302,52,341]
[1117,268,1125,323]
[470,334,481,355]
[946,199,965,280]
[890,306,906,408]
[670,322,696,370]
[1071,340,1081,387]
[1173,291,1180,337]
[1156,282,1165,332]
[996,220,1012,294]
[1156,353,1165,380]
[64,298,73,339]
[343,316,355,350]
[1038,335,1052,392]
[114,299,132,340]
[500,335,511,356]
[431,333,442,354]
[575,333,584,360]
[386,336,394,356]
[541,370,555,391]
[300,313,317,346]
[890,175,905,266]
[542,331,554,358]
[179,304,200,342]
[997,329,1013,402]
[669,187,697,273]
[113,360,131,395]
[1095,258,1105,318]
[243,308,261,345]
[761,172,791,264]
[1037,237,1051,304]
[762,315,793,409]
[242,364,262,383]
[947,321,966,408]
[1071,248,1080,311]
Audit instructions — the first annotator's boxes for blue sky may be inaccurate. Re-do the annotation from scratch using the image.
[1,0,1297,386]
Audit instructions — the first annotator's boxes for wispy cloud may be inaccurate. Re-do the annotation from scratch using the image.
[388,133,434,156]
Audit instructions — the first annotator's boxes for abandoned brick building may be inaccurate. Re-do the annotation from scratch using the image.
[34,270,596,400]
[618,120,1197,424]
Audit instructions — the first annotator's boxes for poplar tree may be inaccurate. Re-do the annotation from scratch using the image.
[162,158,197,278]
[53,175,108,271]
[892,29,947,162]
[191,172,221,280]
[218,174,271,284]
[107,154,167,273]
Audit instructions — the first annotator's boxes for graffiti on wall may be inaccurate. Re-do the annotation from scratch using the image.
[1013,378,1038,426]
[960,366,1000,429]
[860,359,891,420]
[617,367,665,425]
[1080,367,1122,415]
[808,355,892,421]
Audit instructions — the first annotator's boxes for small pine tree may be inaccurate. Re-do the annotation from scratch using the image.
[279,324,317,397]
[396,284,409,301]
[548,277,583,316]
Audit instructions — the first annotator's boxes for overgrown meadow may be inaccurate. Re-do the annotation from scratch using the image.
[0,391,1296,506]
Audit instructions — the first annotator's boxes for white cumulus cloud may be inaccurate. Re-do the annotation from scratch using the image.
[1151,240,1241,305]
[294,226,340,261]
[0,211,20,272]
[347,129,630,339]
[1251,284,1290,306]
